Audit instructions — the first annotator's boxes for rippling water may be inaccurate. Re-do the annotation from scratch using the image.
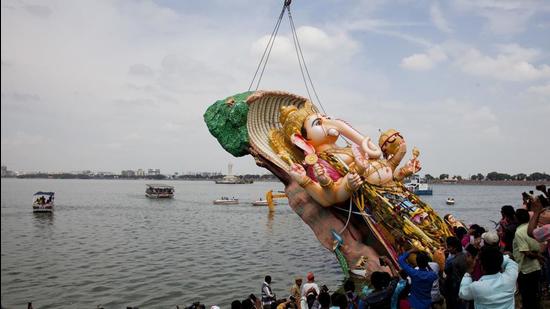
[1,179,534,308]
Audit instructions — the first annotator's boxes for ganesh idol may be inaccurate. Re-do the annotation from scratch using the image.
[268,99,452,259]
[205,90,452,275]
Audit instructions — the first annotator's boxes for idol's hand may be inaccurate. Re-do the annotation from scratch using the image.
[347,173,363,191]
[289,163,310,186]
[314,163,333,187]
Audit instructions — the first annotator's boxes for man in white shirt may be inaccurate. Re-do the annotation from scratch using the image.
[301,272,320,297]
[459,247,518,309]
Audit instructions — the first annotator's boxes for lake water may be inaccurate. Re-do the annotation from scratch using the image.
[0,179,535,308]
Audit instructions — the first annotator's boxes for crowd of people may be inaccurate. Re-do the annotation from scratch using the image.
[181,185,549,309]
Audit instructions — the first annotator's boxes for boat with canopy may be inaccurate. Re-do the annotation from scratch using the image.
[33,191,54,213]
[145,184,174,198]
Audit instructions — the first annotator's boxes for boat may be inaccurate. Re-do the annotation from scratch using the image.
[213,197,239,205]
[446,197,455,205]
[404,176,433,195]
[145,184,174,198]
[33,191,54,213]
[252,199,273,206]
[215,163,253,184]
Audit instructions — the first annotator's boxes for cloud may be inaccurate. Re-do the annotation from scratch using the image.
[452,44,550,81]
[527,83,550,96]
[1,92,40,102]
[251,26,359,67]
[430,2,453,33]
[344,19,432,47]
[24,5,52,19]
[401,46,447,71]
[452,0,550,35]
[1,0,549,176]
[128,64,154,76]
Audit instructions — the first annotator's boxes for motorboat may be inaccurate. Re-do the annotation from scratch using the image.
[33,191,54,213]
[404,176,433,195]
[252,199,273,206]
[213,197,239,205]
[446,198,455,205]
[145,184,175,198]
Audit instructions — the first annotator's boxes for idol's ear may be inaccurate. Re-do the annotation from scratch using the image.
[291,133,315,155]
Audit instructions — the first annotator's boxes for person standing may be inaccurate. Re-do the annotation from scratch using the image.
[398,249,438,309]
[301,272,320,298]
[513,209,543,309]
[498,205,518,254]
[262,275,276,309]
[290,277,303,309]
[444,236,468,309]
[459,247,518,309]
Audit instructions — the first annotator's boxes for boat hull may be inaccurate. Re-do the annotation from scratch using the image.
[213,200,239,205]
[33,205,53,213]
[252,201,272,206]
[146,193,174,199]
[415,189,433,195]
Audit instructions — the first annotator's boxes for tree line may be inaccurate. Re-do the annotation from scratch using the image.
[424,172,550,181]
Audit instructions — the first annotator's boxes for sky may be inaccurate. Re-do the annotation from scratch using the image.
[1,0,549,177]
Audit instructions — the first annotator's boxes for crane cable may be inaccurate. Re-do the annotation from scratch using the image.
[247,1,288,92]
[248,1,327,115]
[287,5,326,114]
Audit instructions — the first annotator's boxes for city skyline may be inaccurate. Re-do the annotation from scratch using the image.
[2,1,549,177]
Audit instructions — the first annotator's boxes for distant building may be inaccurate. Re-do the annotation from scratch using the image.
[136,169,145,177]
[121,170,136,177]
[96,171,114,177]
[1,165,16,178]
[147,168,161,176]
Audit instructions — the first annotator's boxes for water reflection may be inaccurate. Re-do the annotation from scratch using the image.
[266,210,275,232]
[32,212,54,225]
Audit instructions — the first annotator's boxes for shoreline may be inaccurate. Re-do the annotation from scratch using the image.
[429,179,550,186]
[2,177,549,186]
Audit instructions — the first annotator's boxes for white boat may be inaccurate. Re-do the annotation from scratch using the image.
[33,191,54,213]
[213,197,239,205]
[446,198,455,205]
[252,199,274,206]
[404,176,433,195]
[145,184,174,198]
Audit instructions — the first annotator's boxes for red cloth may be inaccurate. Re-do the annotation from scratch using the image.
[399,299,411,309]
[461,235,470,248]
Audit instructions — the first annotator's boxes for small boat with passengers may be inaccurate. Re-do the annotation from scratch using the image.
[446,197,455,205]
[145,184,175,199]
[252,198,275,206]
[213,197,239,205]
[33,191,54,213]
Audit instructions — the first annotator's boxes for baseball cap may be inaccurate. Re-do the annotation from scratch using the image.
[482,230,499,245]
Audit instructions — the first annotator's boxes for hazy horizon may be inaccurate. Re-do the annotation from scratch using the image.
[2,1,549,177]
